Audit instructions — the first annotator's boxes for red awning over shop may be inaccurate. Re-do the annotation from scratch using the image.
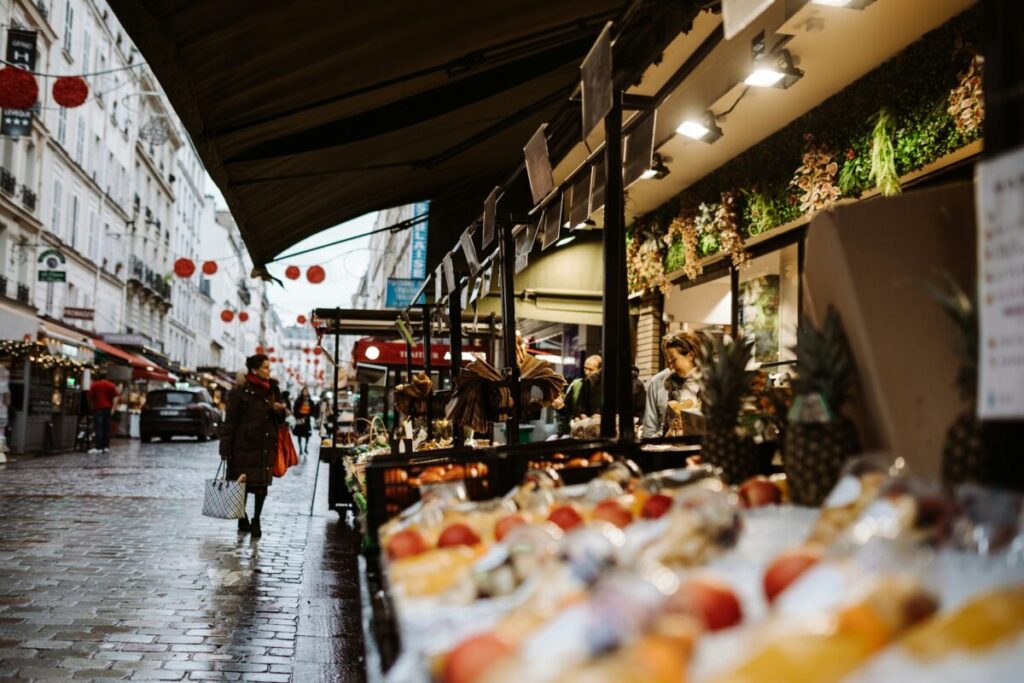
[92,338,178,384]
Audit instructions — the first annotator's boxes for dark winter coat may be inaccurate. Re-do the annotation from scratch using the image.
[292,396,314,437]
[219,378,282,490]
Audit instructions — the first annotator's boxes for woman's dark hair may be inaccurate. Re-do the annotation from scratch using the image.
[245,353,269,372]
[663,331,702,359]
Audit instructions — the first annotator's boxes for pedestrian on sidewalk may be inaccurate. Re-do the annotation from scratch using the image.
[292,387,314,455]
[317,392,333,440]
[87,370,119,454]
[219,354,287,538]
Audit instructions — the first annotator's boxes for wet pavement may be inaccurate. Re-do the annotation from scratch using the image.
[0,438,366,682]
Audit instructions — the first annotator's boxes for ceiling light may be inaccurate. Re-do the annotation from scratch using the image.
[744,49,803,89]
[676,112,723,143]
[555,235,576,248]
[573,218,598,231]
[640,153,671,181]
[812,0,875,7]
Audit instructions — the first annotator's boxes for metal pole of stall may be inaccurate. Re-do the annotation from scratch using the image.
[422,302,434,439]
[601,91,634,440]
[448,283,464,448]
[498,220,521,445]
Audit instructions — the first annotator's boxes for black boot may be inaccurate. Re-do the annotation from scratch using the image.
[237,516,251,533]
[250,518,262,538]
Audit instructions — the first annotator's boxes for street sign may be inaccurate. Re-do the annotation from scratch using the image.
[385,277,425,308]
[37,248,66,283]
[1,29,38,138]
[63,307,95,321]
[38,270,66,282]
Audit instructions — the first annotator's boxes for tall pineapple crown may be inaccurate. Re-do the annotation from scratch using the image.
[790,306,856,413]
[698,334,757,429]
[929,273,977,402]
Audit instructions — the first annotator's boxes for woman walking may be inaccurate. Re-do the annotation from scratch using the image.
[220,354,287,538]
[292,387,314,455]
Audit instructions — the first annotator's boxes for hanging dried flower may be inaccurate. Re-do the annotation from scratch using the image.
[715,192,748,267]
[671,215,703,281]
[627,233,669,293]
[948,53,984,136]
[790,134,842,214]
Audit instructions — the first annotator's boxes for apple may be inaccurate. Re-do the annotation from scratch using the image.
[443,632,512,683]
[548,505,584,531]
[494,513,527,541]
[438,523,482,548]
[592,500,633,528]
[386,529,428,560]
[738,477,782,508]
[641,493,674,519]
[589,451,614,465]
[679,577,743,631]
[763,547,822,603]
[566,458,590,468]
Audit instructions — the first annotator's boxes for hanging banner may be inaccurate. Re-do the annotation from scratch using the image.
[460,225,481,275]
[442,253,456,293]
[977,146,1024,419]
[580,23,613,140]
[524,125,554,204]
[568,173,591,230]
[722,0,774,40]
[541,193,564,250]
[385,277,425,308]
[482,186,500,250]
[514,226,530,274]
[409,218,429,279]
[2,28,38,138]
[623,111,657,189]
[434,263,444,301]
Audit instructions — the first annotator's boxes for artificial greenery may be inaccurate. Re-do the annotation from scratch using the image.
[627,6,983,289]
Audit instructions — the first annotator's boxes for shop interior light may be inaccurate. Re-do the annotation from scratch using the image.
[744,49,803,89]
[676,112,723,143]
[364,345,380,360]
[555,235,576,248]
[640,153,671,180]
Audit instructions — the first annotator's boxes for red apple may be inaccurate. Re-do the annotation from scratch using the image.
[548,505,584,531]
[679,577,743,631]
[738,477,782,508]
[494,513,528,542]
[443,631,512,683]
[764,547,822,603]
[386,529,428,560]
[438,523,482,548]
[641,493,674,519]
[592,500,633,528]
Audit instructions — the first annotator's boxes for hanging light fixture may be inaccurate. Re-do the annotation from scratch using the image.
[639,153,671,180]
[745,49,803,89]
[676,111,723,143]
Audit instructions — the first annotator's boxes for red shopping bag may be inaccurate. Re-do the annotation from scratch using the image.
[273,425,299,477]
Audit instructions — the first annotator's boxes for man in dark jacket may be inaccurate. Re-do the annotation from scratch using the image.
[220,354,287,538]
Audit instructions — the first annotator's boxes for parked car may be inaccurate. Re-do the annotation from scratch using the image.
[140,388,222,442]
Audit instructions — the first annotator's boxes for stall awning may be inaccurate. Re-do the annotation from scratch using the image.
[0,301,37,341]
[134,355,178,384]
[108,0,631,267]
[91,338,178,383]
[38,320,95,364]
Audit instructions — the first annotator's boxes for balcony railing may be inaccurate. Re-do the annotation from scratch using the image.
[127,255,171,300]
[21,185,36,212]
[0,274,7,298]
[17,282,30,305]
[0,169,16,197]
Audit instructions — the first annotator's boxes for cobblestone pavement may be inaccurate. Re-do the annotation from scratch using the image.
[0,438,366,682]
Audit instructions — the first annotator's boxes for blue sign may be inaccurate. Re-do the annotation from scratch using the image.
[409,203,429,279]
[386,278,425,308]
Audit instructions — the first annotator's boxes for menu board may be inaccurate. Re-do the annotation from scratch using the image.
[977,145,1024,419]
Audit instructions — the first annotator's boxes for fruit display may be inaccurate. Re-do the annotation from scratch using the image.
[698,336,759,485]
[372,455,1024,683]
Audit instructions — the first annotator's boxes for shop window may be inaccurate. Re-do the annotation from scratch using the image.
[664,272,732,339]
[738,243,799,366]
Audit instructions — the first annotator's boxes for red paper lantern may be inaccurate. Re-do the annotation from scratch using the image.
[302,347,310,354]
[313,346,323,356]
[255,345,264,354]
[220,310,234,323]
[285,265,301,280]
[306,265,326,284]
[296,315,307,325]
[238,311,249,322]
[267,347,275,354]
[201,260,218,275]
[0,68,39,110]
[173,257,196,278]
[52,76,89,108]
[314,359,320,366]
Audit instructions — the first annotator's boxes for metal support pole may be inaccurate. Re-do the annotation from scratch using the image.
[498,220,521,445]
[422,303,433,439]
[601,91,634,440]
[331,308,341,448]
[448,283,464,448]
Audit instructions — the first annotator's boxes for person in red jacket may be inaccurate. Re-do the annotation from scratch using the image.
[88,371,120,453]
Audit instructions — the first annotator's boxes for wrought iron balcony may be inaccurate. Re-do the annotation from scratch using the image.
[0,169,16,197]
[21,185,36,212]
[17,282,30,305]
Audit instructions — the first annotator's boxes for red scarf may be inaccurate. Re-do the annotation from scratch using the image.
[247,373,271,391]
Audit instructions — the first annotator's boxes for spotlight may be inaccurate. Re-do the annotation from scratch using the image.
[555,235,576,248]
[676,111,723,143]
[640,153,671,180]
[744,49,803,89]
[573,218,598,230]
[812,0,875,7]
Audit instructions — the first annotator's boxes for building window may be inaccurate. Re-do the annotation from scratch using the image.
[68,194,79,248]
[75,115,85,165]
[82,32,91,73]
[63,1,74,55]
[50,179,63,237]
[57,107,67,146]
[87,212,98,262]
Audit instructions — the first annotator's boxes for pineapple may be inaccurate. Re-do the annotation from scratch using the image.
[932,275,986,487]
[784,307,861,505]
[699,335,759,485]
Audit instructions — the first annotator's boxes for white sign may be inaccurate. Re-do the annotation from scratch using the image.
[977,145,1024,419]
[722,0,775,40]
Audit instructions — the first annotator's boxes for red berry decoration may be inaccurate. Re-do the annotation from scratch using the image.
[52,76,89,108]
[306,265,326,284]
[201,260,218,275]
[173,257,196,278]
[0,68,39,110]
[238,311,249,322]
[220,310,234,323]
[267,347,275,354]
[285,265,301,280]
[296,315,307,325]
[313,346,322,356]
[255,346,264,354]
